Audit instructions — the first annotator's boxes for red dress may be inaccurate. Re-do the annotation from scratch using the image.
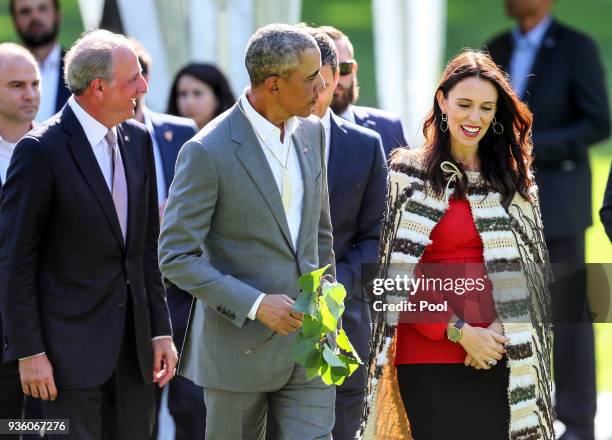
[395,198,497,365]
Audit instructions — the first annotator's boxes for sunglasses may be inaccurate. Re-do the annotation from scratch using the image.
[338,60,355,76]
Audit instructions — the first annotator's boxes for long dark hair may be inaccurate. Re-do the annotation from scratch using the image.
[420,50,534,207]
[166,63,235,118]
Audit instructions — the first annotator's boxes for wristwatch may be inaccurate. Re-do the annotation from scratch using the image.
[447,319,465,343]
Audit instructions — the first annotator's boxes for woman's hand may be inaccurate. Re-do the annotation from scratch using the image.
[459,323,509,370]
[465,319,506,369]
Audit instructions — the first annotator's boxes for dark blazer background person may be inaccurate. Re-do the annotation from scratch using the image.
[601,163,612,242]
[10,0,71,121]
[304,27,388,440]
[349,105,407,158]
[0,30,176,439]
[487,18,610,241]
[487,6,610,439]
[327,112,386,439]
[130,38,205,440]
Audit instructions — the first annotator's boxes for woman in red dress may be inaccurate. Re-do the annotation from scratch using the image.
[360,51,553,440]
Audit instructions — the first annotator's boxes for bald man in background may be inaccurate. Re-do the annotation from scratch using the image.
[0,42,40,433]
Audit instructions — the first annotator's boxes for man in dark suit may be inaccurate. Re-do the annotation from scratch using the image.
[10,0,70,122]
[308,28,387,440]
[0,42,40,435]
[601,163,612,242]
[0,30,178,439]
[131,39,206,440]
[486,2,610,439]
[320,25,407,157]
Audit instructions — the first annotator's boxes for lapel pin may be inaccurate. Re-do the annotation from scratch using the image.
[163,130,173,142]
[124,135,129,142]
[303,147,309,153]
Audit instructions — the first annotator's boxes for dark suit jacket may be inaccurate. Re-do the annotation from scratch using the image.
[486,19,611,239]
[54,53,71,114]
[351,105,408,158]
[146,109,197,194]
[327,113,386,428]
[145,109,197,351]
[0,104,172,389]
[0,179,5,364]
[328,113,387,300]
[601,163,612,242]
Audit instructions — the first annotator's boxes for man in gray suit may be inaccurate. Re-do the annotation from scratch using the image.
[159,24,336,439]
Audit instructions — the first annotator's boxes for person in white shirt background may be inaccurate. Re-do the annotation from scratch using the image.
[10,0,70,123]
[0,41,39,436]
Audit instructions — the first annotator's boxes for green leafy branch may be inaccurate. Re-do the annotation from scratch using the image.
[292,264,362,385]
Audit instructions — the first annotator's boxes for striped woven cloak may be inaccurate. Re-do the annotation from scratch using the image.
[357,148,554,440]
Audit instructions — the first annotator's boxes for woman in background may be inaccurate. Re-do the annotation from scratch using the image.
[167,63,235,129]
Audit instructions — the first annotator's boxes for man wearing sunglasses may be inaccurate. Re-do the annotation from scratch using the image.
[301,26,387,440]
[320,26,408,157]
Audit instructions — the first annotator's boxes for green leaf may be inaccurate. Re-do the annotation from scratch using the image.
[292,336,319,366]
[305,364,321,380]
[302,315,325,339]
[293,291,317,316]
[322,344,346,368]
[323,293,345,324]
[324,282,347,305]
[319,296,338,333]
[321,282,346,328]
[321,345,351,385]
[298,264,331,293]
[337,354,361,375]
[336,329,357,357]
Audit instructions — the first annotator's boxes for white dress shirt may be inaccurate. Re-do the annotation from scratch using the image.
[37,43,61,123]
[239,93,304,320]
[1,121,37,183]
[509,15,553,99]
[142,107,168,204]
[321,108,332,167]
[68,96,116,191]
[0,134,17,184]
[338,104,356,124]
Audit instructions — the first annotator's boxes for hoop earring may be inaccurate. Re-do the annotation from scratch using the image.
[492,118,504,135]
[440,113,448,132]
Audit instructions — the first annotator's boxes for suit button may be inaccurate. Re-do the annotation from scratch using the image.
[118,300,125,308]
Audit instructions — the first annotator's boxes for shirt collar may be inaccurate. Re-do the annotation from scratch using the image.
[40,43,61,70]
[239,92,299,145]
[68,96,115,147]
[512,15,553,49]
[0,132,16,149]
[339,105,356,124]
[322,108,332,130]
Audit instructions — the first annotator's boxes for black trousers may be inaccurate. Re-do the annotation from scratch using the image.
[151,284,206,440]
[0,359,23,440]
[396,362,510,440]
[40,297,155,439]
[548,233,596,440]
[332,297,371,440]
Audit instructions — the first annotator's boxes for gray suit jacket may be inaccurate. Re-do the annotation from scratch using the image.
[158,104,335,392]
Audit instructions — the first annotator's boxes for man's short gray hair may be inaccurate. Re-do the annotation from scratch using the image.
[64,29,131,96]
[245,23,318,86]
